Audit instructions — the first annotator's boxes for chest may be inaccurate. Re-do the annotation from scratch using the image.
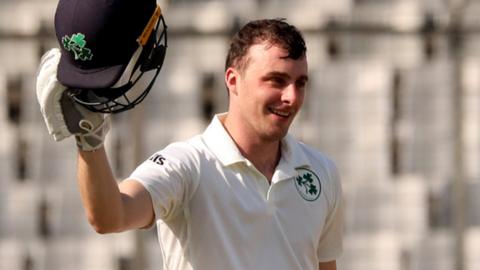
[188,161,330,247]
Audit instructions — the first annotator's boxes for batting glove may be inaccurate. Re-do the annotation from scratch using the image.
[36,48,110,151]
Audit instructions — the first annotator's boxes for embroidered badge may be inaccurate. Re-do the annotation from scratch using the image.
[294,168,321,201]
[62,33,93,61]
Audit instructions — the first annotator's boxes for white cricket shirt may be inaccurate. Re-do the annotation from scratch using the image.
[129,114,344,270]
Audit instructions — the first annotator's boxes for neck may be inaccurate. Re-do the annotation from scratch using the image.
[221,114,282,181]
[241,138,281,176]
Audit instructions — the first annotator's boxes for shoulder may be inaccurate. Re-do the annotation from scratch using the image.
[133,136,207,194]
[142,136,207,173]
[296,141,339,178]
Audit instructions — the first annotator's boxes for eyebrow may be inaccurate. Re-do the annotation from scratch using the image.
[264,71,309,82]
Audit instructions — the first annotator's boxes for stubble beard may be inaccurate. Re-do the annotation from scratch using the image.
[256,118,291,143]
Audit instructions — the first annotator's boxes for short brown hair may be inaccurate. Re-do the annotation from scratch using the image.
[225,18,306,72]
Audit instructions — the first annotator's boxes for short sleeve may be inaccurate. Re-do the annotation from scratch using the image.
[317,159,345,262]
[128,141,200,222]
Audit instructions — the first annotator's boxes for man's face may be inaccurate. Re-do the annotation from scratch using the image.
[226,42,308,142]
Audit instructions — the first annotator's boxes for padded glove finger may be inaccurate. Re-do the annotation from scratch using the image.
[36,48,71,141]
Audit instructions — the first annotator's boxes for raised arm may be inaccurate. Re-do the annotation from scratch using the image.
[77,147,154,233]
[319,261,337,270]
[36,48,155,234]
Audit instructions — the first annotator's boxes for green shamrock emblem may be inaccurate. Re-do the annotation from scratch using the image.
[294,168,321,201]
[62,33,93,61]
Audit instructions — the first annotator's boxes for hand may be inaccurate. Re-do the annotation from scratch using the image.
[36,48,110,151]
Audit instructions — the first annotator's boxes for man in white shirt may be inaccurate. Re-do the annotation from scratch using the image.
[38,8,344,269]
[82,18,343,270]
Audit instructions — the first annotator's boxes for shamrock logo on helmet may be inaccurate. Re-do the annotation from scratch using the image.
[62,33,93,61]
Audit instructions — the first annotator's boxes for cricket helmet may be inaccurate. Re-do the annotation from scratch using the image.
[55,0,167,113]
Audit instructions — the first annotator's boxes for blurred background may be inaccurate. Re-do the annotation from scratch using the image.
[0,0,479,269]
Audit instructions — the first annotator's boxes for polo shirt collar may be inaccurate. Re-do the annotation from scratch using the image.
[203,114,311,178]
[273,134,311,182]
[203,113,248,166]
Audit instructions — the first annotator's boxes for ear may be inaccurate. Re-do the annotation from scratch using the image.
[225,67,239,96]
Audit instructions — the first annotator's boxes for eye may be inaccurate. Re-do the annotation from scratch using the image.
[295,80,307,90]
[267,76,287,87]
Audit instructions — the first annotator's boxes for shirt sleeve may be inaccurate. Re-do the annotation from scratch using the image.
[317,159,345,262]
[128,141,200,222]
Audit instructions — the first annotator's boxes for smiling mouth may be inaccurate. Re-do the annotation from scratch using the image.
[268,108,291,118]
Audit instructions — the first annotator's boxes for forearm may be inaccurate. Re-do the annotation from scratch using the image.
[319,261,336,270]
[77,146,125,233]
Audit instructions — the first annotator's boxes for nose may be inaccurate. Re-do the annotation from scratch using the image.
[281,84,303,106]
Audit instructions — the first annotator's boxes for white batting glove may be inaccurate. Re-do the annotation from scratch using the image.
[36,48,110,151]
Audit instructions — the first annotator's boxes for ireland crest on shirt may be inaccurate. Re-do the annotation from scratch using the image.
[294,168,321,201]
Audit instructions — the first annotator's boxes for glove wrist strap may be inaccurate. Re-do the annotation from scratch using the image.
[75,117,111,152]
